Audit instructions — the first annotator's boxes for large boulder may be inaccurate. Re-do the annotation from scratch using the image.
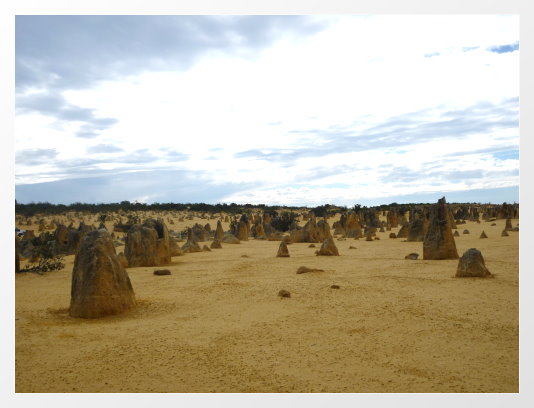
[125,218,171,267]
[69,230,136,318]
[423,197,459,260]
[456,248,491,278]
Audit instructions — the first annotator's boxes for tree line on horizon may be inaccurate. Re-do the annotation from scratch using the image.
[14,199,509,218]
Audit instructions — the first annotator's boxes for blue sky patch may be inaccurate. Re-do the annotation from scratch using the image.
[493,149,519,160]
[487,42,519,54]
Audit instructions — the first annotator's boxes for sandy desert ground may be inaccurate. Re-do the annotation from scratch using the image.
[15,213,519,393]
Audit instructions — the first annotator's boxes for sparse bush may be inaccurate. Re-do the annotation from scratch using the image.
[271,211,298,232]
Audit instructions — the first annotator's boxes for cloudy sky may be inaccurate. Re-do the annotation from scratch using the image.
[14,15,519,206]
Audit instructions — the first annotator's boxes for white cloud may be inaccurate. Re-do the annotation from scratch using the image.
[15,15,519,204]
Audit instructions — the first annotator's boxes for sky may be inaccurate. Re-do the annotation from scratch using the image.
[14,15,520,206]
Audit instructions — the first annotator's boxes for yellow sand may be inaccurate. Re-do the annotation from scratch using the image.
[15,214,518,393]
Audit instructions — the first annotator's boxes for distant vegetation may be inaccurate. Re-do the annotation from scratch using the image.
[14,199,503,217]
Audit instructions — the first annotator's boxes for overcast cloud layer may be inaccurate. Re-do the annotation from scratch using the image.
[15,15,519,206]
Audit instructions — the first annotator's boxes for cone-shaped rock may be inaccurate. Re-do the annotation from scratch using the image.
[504,218,513,231]
[480,231,488,239]
[397,224,409,238]
[210,238,222,249]
[423,197,459,260]
[214,220,224,241]
[69,230,136,318]
[276,241,290,257]
[454,230,460,237]
[316,237,340,256]
[456,248,491,278]
[182,227,202,253]
[501,230,509,237]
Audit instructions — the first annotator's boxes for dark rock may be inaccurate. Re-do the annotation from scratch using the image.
[456,248,491,278]
[296,266,325,274]
[154,269,171,276]
[278,289,291,298]
[276,241,290,257]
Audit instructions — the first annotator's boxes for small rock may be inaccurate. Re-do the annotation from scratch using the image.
[330,285,340,289]
[308,244,316,248]
[462,229,470,234]
[154,269,171,275]
[296,266,325,274]
[349,246,357,249]
[278,289,291,298]
[405,253,419,260]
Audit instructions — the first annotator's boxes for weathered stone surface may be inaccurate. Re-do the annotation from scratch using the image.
[316,237,339,256]
[210,239,222,249]
[504,218,513,231]
[170,238,184,256]
[290,216,330,243]
[456,248,491,278]
[117,252,128,268]
[125,218,171,266]
[182,227,202,253]
[407,217,429,242]
[222,234,241,244]
[276,241,290,257]
[69,230,136,318]
[397,224,409,238]
[214,220,224,241]
[423,197,459,260]
[235,214,250,241]
[191,223,208,242]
